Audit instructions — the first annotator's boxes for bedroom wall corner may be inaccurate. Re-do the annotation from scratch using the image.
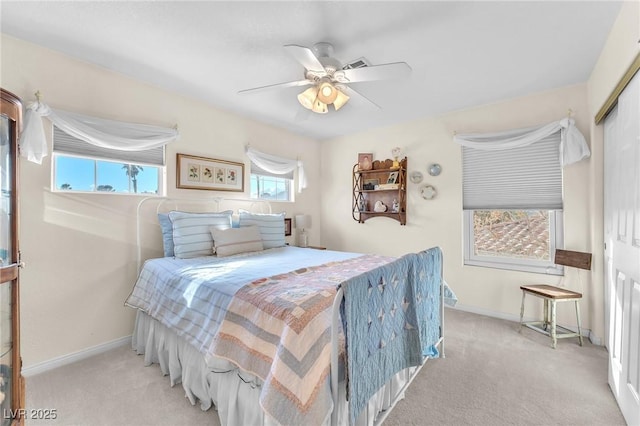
[0,34,322,368]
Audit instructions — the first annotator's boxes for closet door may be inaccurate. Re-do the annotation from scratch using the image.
[0,88,23,425]
[604,70,640,426]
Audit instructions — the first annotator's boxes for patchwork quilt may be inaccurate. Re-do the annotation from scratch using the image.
[209,254,395,425]
[341,247,443,425]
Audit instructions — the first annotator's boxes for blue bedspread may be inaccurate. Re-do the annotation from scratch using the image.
[341,246,444,425]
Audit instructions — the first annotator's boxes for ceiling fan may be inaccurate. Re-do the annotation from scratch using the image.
[238,42,412,114]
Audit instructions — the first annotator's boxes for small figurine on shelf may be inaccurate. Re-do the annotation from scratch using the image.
[391,147,402,169]
[374,200,388,212]
[392,199,400,213]
[359,199,367,212]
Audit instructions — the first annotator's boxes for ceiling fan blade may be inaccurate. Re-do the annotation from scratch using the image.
[238,79,312,94]
[283,44,326,75]
[336,62,412,83]
[340,86,381,110]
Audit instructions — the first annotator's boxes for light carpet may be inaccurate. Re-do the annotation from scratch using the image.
[25,309,624,425]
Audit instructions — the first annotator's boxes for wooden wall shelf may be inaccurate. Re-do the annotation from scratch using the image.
[352,157,407,225]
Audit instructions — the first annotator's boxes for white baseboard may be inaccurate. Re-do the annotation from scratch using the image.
[449,303,521,323]
[588,331,602,346]
[22,335,132,377]
[448,304,602,345]
[20,304,605,377]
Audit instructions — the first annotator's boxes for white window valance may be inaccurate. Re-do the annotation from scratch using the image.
[18,102,180,164]
[53,126,165,166]
[250,161,294,180]
[453,118,590,167]
[245,146,307,193]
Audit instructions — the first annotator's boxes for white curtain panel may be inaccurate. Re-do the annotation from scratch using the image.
[453,118,590,167]
[19,102,179,164]
[245,146,307,193]
[19,103,49,164]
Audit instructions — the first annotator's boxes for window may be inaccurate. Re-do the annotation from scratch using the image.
[250,174,292,201]
[462,132,564,274]
[249,162,293,202]
[53,126,164,195]
[464,209,563,274]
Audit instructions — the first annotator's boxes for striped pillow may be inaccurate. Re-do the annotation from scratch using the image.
[168,210,233,258]
[238,209,286,249]
[158,213,174,257]
[209,226,264,257]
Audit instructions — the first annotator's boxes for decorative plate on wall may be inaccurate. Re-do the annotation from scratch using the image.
[409,171,423,184]
[428,163,442,176]
[420,184,437,200]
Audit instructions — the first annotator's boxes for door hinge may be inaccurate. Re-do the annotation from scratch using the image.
[18,251,25,269]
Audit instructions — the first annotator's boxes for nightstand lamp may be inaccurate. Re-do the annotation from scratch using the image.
[295,214,311,248]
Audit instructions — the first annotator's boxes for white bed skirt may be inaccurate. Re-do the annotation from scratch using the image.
[132,310,419,425]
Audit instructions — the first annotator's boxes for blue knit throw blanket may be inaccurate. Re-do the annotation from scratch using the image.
[341,247,443,425]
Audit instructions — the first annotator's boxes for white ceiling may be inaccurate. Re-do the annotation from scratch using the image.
[0,1,622,140]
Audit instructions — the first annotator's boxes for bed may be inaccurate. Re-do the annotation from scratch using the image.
[126,197,456,425]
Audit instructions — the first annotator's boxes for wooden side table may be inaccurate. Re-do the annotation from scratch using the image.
[519,284,583,349]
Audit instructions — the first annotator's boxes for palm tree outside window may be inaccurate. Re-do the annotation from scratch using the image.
[122,164,144,193]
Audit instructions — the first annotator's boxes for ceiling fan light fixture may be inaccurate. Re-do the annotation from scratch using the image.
[333,89,350,111]
[243,42,413,116]
[311,99,328,114]
[297,86,318,110]
[317,81,338,104]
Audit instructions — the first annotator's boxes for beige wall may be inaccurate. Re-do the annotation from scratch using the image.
[588,1,640,115]
[1,35,321,368]
[320,84,597,336]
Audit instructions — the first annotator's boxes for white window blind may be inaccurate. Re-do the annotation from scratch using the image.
[53,126,165,166]
[250,162,294,180]
[462,132,562,210]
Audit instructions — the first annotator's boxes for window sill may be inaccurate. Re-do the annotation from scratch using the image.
[464,259,563,276]
[249,198,294,204]
[51,189,162,197]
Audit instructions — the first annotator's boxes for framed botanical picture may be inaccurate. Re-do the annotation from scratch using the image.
[387,171,399,184]
[284,218,292,236]
[358,153,373,170]
[177,153,244,192]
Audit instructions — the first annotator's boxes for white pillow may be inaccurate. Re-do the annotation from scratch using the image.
[238,209,286,249]
[168,210,233,258]
[209,226,264,257]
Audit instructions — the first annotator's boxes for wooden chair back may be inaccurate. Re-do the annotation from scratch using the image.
[554,249,592,271]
